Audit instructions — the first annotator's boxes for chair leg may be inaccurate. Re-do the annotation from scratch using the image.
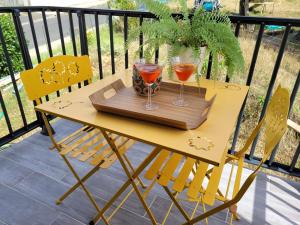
[101,129,158,225]
[163,186,191,223]
[190,198,200,219]
[56,159,104,205]
[122,153,147,189]
[200,193,209,225]
[61,155,110,225]
[229,213,234,225]
[41,113,109,224]
[225,162,235,200]
[161,192,178,225]
[182,199,235,225]
[107,186,136,221]
[143,176,157,199]
[89,136,161,225]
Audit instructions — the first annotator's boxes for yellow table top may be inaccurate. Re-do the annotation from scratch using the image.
[35,70,249,166]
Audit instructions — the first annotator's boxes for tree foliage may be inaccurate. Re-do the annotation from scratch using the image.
[108,0,139,32]
[0,14,23,79]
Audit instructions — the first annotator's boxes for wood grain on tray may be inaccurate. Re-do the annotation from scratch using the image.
[89,79,216,130]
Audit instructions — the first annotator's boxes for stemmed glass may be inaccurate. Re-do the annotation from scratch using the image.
[135,62,163,110]
[171,56,197,107]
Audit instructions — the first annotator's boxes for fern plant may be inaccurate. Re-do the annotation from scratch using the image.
[127,0,244,78]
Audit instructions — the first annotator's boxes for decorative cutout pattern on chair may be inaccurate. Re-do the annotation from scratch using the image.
[40,61,81,85]
[21,55,92,101]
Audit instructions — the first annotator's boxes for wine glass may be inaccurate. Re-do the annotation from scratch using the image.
[171,56,197,107]
[135,62,163,110]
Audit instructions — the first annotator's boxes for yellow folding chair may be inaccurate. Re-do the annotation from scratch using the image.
[20,55,145,224]
[143,85,290,225]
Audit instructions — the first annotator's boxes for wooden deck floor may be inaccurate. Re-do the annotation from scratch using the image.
[0,119,299,225]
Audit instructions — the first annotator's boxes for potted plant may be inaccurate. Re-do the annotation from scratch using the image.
[127,0,244,87]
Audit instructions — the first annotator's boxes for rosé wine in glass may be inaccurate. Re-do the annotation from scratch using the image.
[136,63,163,111]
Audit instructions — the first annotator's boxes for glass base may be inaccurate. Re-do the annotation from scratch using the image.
[172,98,188,107]
[145,102,159,111]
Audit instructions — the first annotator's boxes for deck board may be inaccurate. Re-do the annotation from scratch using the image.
[0,119,299,225]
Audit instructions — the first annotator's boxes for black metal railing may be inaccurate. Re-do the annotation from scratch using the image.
[0,6,299,176]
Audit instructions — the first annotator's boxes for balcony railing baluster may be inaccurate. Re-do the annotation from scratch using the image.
[206,52,213,79]
[95,13,103,79]
[108,13,115,74]
[231,23,265,153]
[0,90,13,134]
[139,15,144,59]
[42,9,53,57]
[225,21,242,82]
[0,19,28,127]
[28,10,41,63]
[124,14,129,69]
[289,70,300,114]
[249,25,292,160]
[68,11,77,56]
[234,21,241,37]
[57,10,66,55]
[290,143,300,172]
[42,9,60,97]
[77,11,88,55]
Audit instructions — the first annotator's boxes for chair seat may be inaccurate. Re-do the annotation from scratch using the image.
[57,125,135,168]
[144,150,226,206]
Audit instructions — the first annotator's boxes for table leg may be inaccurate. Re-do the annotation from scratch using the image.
[89,132,161,225]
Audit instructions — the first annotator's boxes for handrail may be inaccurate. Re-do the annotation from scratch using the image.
[0,6,299,26]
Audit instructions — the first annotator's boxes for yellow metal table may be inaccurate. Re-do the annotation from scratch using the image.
[35,70,249,225]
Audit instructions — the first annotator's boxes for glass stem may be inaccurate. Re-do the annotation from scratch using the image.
[179,82,184,101]
[148,84,151,107]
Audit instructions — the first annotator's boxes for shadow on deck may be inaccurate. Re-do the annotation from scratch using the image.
[0,119,299,225]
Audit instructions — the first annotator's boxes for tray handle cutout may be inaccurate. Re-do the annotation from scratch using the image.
[104,88,117,99]
[90,79,125,102]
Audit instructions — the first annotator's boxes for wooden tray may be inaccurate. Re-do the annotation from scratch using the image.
[89,79,216,130]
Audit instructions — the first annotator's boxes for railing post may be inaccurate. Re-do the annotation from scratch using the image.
[77,10,89,86]
[77,10,88,56]
[12,9,32,70]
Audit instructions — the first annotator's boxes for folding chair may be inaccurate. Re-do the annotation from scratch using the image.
[143,85,290,225]
[20,55,145,224]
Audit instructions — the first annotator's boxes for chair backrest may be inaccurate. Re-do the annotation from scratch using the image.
[21,55,93,102]
[263,85,290,161]
[232,85,289,203]
[235,85,290,161]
